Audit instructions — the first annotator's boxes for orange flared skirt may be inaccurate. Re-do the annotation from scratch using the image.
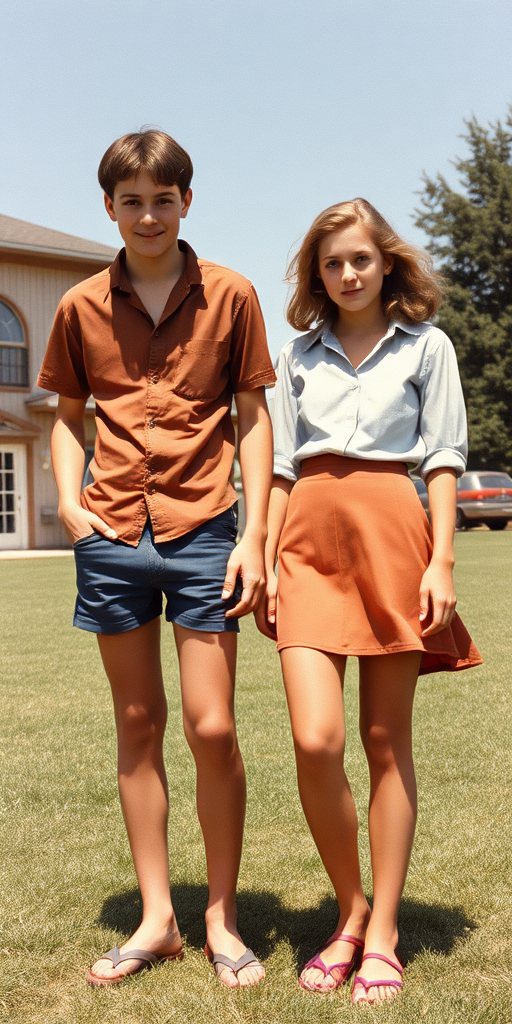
[276,456,482,675]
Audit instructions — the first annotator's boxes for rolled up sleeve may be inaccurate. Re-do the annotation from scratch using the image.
[417,331,467,479]
[272,347,301,482]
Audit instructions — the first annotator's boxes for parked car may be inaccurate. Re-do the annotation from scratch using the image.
[412,471,512,530]
[456,471,512,530]
[412,477,429,515]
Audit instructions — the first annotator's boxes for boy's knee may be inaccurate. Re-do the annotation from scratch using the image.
[118,700,167,748]
[184,714,237,762]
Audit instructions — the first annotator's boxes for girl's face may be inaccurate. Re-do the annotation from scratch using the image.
[317,222,393,318]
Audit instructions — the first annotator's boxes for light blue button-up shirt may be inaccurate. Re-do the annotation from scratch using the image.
[272,321,467,482]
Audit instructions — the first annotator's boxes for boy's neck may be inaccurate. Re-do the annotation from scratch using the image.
[124,241,186,286]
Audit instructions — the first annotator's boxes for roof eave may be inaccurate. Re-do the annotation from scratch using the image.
[0,239,117,264]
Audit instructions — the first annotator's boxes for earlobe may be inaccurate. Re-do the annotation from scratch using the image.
[104,194,117,222]
[181,189,193,219]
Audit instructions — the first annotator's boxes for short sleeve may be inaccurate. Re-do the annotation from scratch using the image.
[229,286,277,393]
[417,330,467,479]
[272,345,301,482]
[37,302,91,399]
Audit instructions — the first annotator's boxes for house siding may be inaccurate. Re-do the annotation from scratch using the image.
[0,258,108,548]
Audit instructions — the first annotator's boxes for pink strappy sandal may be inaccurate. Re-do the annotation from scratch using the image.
[299,933,364,992]
[351,952,403,1003]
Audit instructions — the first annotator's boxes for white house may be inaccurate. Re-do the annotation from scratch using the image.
[0,213,117,549]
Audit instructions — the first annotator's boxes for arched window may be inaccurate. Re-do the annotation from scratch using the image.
[0,299,28,387]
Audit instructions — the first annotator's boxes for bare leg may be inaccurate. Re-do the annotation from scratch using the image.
[352,650,421,1004]
[174,624,263,988]
[89,618,181,981]
[280,647,370,991]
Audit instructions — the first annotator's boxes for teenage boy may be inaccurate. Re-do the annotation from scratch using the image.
[38,130,276,989]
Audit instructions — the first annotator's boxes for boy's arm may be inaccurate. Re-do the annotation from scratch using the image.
[254,476,294,639]
[223,387,273,618]
[51,396,117,544]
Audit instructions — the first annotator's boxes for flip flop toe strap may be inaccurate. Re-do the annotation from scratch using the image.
[353,952,403,991]
[99,946,160,967]
[354,975,403,991]
[212,948,261,976]
[303,933,364,978]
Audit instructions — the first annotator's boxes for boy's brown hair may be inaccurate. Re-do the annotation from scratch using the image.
[286,198,443,330]
[98,129,193,199]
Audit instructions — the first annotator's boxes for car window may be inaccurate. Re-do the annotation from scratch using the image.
[412,478,427,495]
[475,473,512,488]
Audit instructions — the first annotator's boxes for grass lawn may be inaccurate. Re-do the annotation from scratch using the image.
[0,531,511,1024]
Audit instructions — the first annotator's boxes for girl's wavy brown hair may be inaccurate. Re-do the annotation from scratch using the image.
[285,198,443,331]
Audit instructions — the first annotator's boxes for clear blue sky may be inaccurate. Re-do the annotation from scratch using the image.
[2,0,511,357]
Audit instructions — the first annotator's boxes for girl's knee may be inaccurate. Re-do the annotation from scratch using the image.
[360,722,411,770]
[293,727,345,771]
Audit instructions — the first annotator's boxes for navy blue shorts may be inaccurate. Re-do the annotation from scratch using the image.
[73,507,241,635]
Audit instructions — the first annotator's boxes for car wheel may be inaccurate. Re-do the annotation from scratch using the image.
[487,519,508,531]
[455,508,466,531]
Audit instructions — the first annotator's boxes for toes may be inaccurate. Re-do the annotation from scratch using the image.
[217,967,240,989]
[90,958,118,980]
[237,966,265,987]
[301,969,335,992]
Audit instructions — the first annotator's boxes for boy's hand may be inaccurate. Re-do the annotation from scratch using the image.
[222,534,265,618]
[254,571,278,640]
[59,502,117,545]
[419,559,456,636]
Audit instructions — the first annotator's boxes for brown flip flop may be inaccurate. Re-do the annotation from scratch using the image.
[86,944,183,986]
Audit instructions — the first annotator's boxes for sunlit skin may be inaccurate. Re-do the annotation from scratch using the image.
[256,220,458,1003]
[53,168,271,988]
[317,223,393,367]
[104,171,193,324]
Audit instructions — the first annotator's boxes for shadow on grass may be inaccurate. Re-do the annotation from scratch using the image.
[96,885,476,968]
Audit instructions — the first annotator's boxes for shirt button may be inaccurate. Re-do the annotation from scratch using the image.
[154,331,159,338]
[149,420,156,429]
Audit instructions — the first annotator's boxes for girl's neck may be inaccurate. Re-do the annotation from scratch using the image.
[333,300,389,342]
[331,301,390,371]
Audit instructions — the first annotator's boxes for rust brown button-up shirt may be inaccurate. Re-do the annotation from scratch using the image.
[38,242,276,545]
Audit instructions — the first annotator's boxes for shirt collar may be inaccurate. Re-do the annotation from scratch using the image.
[302,319,428,351]
[105,239,203,299]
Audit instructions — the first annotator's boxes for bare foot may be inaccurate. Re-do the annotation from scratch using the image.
[351,949,403,1004]
[205,912,264,989]
[87,917,183,984]
[299,907,370,993]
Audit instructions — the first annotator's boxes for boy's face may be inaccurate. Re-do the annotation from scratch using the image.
[104,169,192,259]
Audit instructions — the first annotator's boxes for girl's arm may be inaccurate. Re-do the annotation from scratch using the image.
[254,476,294,639]
[419,467,457,636]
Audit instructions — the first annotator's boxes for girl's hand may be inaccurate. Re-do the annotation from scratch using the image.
[419,560,456,636]
[254,571,278,640]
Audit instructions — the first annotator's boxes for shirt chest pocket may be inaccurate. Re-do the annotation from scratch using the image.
[170,338,230,400]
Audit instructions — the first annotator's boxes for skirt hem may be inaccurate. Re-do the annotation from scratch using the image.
[276,638,483,675]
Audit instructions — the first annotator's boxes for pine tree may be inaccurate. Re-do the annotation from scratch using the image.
[415,110,512,472]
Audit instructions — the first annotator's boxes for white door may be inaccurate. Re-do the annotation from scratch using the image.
[0,444,28,549]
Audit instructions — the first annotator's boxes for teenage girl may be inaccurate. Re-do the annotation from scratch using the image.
[256,199,482,1004]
